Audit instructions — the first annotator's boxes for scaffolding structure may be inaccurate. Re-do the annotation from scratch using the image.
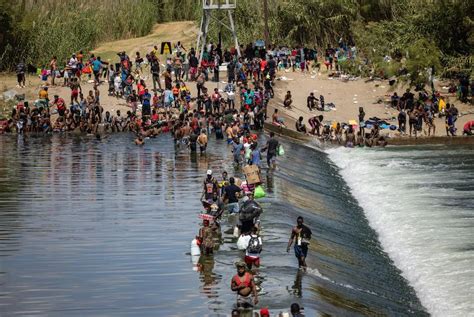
[196,0,240,62]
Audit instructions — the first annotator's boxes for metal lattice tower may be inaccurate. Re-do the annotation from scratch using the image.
[196,0,241,62]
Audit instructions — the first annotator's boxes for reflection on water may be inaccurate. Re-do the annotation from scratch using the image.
[0,134,427,316]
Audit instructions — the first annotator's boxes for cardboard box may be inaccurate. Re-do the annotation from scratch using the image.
[234,177,243,187]
[242,165,261,185]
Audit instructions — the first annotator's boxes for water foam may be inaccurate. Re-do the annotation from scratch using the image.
[327,147,474,317]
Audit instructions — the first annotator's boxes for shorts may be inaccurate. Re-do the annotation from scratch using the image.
[294,244,308,259]
[236,295,253,309]
[71,90,78,98]
[227,202,239,214]
[244,255,260,267]
[267,153,276,165]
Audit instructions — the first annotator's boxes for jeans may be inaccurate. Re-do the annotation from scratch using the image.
[227,202,239,214]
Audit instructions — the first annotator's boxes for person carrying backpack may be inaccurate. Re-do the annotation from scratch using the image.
[245,226,262,270]
[239,193,262,234]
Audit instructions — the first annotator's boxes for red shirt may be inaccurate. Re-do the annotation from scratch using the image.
[191,117,199,130]
[232,272,252,288]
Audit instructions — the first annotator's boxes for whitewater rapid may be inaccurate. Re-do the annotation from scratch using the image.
[327,146,474,317]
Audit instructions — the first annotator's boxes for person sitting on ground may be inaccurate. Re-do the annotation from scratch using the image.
[295,116,307,133]
[283,91,293,109]
[345,126,355,147]
[376,135,388,147]
[272,109,286,127]
[463,120,474,136]
[231,261,259,307]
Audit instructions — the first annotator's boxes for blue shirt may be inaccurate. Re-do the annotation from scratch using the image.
[233,143,243,160]
[92,60,102,72]
[251,149,261,166]
[142,93,151,106]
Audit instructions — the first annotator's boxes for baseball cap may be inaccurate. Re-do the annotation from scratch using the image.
[207,170,212,175]
[260,308,270,317]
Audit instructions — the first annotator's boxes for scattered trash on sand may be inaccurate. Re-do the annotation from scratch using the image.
[2,90,18,101]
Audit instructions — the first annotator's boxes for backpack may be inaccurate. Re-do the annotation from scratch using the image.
[239,200,262,222]
[247,235,262,254]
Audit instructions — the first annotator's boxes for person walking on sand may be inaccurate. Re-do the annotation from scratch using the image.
[16,61,26,88]
[231,261,259,308]
[287,216,312,271]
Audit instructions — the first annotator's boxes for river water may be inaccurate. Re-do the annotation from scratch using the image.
[327,145,474,317]
[1,134,466,316]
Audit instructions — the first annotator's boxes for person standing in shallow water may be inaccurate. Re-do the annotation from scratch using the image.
[261,131,279,169]
[231,261,259,307]
[287,216,312,271]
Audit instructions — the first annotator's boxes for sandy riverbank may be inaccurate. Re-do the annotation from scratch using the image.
[1,19,472,139]
[267,71,474,138]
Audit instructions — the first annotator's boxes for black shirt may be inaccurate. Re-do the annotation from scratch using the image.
[189,55,199,68]
[224,184,241,203]
[267,138,279,155]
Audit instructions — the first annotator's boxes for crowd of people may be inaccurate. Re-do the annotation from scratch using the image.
[5,41,320,315]
[3,41,284,138]
[187,127,311,316]
[5,37,473,145]
[287,86,473,147]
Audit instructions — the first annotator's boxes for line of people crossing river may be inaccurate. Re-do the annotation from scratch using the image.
[188,130,311,316]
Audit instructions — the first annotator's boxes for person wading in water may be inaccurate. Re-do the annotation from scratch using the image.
[287,216,312,271]
[231,261,259,308]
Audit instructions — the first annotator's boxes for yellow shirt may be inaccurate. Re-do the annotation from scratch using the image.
[39,90,48,99]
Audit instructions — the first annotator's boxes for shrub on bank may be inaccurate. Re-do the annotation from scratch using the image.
[0,0,156,70]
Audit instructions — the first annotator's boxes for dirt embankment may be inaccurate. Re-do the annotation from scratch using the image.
[267,71,474,139]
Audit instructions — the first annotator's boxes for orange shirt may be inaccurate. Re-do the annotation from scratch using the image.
[39,89,48,99]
